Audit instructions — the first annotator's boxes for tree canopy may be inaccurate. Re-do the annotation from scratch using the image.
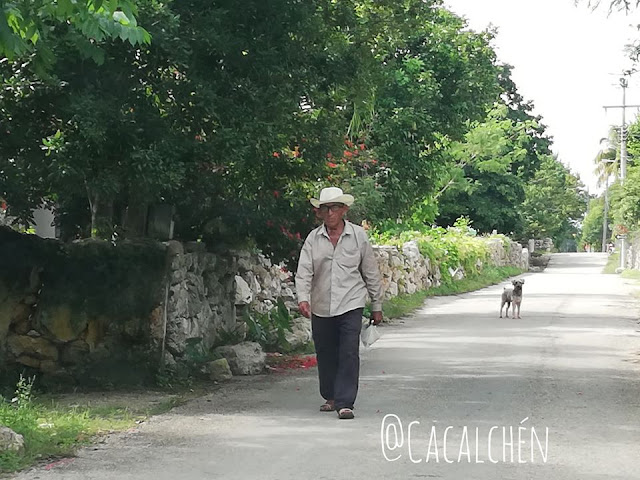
[1,0,150,73]
[1,0,588,261]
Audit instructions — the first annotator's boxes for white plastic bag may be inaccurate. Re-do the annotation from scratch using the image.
[361,321,381,347]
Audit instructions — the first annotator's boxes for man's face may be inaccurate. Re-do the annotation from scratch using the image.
[316,203,348,228]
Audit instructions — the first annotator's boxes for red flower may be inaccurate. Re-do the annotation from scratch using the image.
[327,162,338,168]
[326,152,333,159]
[344,139,354,148]
[273,152,280,158]
[359,144,366,150]
[0,202,6,211]
[371,159,378,164]
[273,190,281,198]
[343,150,353,158]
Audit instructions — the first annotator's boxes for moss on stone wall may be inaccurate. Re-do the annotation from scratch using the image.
[0,227,167,386]
[0,227,166,324]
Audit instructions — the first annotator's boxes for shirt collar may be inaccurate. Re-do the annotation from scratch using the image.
[318,220,352,238]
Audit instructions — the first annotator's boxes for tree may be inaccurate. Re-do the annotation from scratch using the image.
[584,0,640,12]
[580,196,609,251]
[435,102,536,234]
[610,164,640,230]
[1,1,186,236]
[521,155,588,249]
[435,66,557,237]
[593,128,620,187]
[0,0,534,264]
[0,0,150,73]
[498,64,553,181]
[357,3,502,222]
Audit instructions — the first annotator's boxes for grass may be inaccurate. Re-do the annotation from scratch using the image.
[603,253,620,274]
[382,266,525,319]
[0,401,135,473]
[382,290,431,319]
[602,252,640,279]
[0,377,187,474]
[621,269,640,280]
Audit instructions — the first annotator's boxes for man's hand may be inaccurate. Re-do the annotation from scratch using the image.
[298,301,311,319]
[371,311,383,325]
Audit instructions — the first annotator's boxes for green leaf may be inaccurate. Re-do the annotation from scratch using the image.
[112,11,130,26]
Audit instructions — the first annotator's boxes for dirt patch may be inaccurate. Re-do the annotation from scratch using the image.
[42,390,181,414]
[35,383,227,417]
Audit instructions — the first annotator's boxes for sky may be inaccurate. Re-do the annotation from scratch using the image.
[444,0,640,193]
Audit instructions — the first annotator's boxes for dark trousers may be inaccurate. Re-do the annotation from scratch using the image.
[312,308,363,410]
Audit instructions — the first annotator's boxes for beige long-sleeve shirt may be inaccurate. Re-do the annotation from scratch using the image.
[295,220,384,317]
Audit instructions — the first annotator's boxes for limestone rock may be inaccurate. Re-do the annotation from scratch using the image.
[7,335,58,360]
[36,305,88,342]
[149,306,165,341]
[284,316,312,351]
[206,358,233,382]
[164,240,184,257]
[61,340,90,365]
[15,355,40,368]
[0,426,24,453]
[214,342,265,375]
[402,241,422,262]
[234,276,253,305]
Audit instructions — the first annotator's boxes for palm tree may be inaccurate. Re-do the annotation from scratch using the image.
[593,126,621,252]
[593,126,620,187]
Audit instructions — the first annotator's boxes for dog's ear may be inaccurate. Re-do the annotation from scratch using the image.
[520,279,525,284]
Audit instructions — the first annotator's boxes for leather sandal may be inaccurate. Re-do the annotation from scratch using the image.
[319,401,335,412]
[337,408,354,419]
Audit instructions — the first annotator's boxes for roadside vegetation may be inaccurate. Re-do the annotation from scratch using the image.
[381,266,524,319]
[603,253,621,274]
[0,376,184,474]
[369,217,526,319]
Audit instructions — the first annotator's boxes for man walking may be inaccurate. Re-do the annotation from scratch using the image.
[295,187,384,420]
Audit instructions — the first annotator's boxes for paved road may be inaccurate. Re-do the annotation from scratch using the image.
[17,253,640,480]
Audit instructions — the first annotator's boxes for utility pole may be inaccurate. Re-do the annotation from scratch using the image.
[620,76,628,183]
[602,74,639,270]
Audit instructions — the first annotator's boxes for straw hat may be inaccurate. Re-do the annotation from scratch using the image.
[310,187,354,208]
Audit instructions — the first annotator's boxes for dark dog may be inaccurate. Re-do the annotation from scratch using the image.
[500,279,525,319]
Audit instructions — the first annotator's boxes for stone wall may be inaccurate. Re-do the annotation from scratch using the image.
[623,233,640,270]
[0,227,528,383]
[229,237,528,315]
[533,238,554,252]
[0,227,168,386]
[160,241,237,368]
